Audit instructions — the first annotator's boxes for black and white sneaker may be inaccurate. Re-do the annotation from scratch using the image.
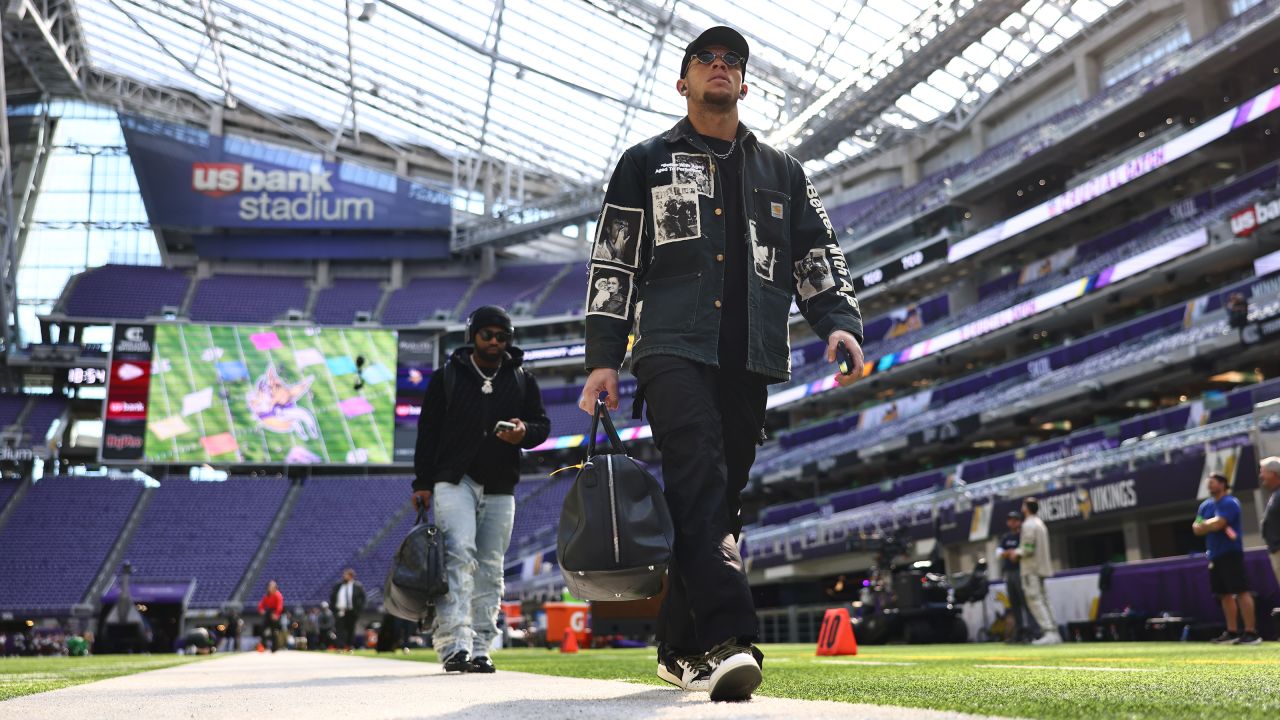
[1234,632,1263,646]
[1209,631,1240,644]
[705,638,763,702]
[656,644,711,691]
[469,655,497,672]
[442,649,471,672]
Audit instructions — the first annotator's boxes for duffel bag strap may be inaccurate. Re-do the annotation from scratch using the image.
[587,399,626,457]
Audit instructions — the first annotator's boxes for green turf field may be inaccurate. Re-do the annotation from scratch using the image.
[367,642,1280,719]
[144,324,397,464]
[0,655,209,701]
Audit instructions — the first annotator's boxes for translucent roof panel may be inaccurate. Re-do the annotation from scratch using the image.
[75,0,1127,187]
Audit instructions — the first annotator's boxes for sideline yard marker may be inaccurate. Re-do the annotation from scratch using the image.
[816,607,858,656]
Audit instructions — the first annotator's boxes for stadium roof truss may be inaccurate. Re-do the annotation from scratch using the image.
[6,0,1130,254]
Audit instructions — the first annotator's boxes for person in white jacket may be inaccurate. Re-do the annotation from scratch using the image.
[1013,498,1062,645]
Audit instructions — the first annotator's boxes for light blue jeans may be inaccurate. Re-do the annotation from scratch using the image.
[432,476,515,659]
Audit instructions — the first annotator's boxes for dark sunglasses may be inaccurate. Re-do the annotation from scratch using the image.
[693,50,744,67]
[478,329,512,343]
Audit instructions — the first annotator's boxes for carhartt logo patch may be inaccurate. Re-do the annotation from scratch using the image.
[770,202,784,219]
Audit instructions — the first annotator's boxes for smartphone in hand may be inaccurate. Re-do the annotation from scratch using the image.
[836,343,856,376]
[494,420,518,433]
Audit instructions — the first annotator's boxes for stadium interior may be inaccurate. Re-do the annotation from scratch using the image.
[2,0,1280,665]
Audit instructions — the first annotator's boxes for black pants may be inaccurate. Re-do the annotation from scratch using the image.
[336,611,358,650]
[635,356,767,653]
[1005,572,1039,639]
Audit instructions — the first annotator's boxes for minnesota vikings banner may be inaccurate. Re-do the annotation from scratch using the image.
[121,115,451,232]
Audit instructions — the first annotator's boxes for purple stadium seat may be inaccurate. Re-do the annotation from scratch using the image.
[0,477,144,613]
[468,263,564,313]
[535,264,588,317]
[381,277,474,324]
[22,396,67,443]
[124,476,289,608]
[188,274,310,323]
[0,394,28,430]
[62,265,191,319]
[253,476,411,606]
[313,279,384,325]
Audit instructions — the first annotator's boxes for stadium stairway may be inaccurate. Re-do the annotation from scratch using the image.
[177,269,201,316]
[0,476,31,535]
[230,481,304,610]
[302,280,322,320]
[450,275,482,321]
[370,280,394,324]
[78,484,156,613]
[312,498,417,606]
[528,263,575,316]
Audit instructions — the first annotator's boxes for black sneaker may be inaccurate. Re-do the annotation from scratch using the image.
[705,638,762,702]
[469,655,496,673]
[442,649,471,672]
[656,644,711,691]
[1209,631,1240,644]
[1234,632,1263,646]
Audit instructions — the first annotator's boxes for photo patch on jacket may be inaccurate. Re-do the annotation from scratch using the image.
[592,203,643,268]
[670,153,714,198]
[585,264,635,320]
[652,184,701,245]
[793,247,836,300]
[748,221,777,282]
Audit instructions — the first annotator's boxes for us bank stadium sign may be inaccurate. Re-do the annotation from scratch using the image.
[192,163,373,223]
[121,115,451,231]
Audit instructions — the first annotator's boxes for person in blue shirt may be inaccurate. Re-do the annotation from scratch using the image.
[1192,472,1260,645]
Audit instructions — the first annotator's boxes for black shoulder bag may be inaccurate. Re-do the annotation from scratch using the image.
[557,400,674,600]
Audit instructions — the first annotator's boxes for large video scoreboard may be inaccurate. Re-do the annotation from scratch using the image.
[102,323,435,465]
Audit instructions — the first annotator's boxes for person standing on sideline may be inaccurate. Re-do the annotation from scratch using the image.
[1260,457,1280,589]
[329,568,366,652]
[317,602,336,650]
[578,26,864,701]
[1012,498,1061,645]
[413,305,550,674]
[998,511,1038,643]
[221,608,242,653]
[1194,472,1262,644]
[257,580,284,652]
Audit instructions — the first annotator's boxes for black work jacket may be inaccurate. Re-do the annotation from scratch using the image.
[584,117,863,382]
[411,346,550,494]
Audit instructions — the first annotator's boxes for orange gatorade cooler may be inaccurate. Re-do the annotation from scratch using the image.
[501,601,522,627]
[543,601,590,646]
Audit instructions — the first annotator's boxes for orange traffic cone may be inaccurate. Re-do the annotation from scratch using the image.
[560,628,580,654]
[255,642,265,653]
[816,608,858,656]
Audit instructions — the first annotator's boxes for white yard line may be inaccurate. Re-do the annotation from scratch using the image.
[972,664,1159,673]
[816,660,919,666]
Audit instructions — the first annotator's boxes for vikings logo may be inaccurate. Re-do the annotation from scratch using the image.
[1076,486,1093,521]
[246,365,319,441]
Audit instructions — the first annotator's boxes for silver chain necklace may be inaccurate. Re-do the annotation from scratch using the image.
[708,137,737,160]
[469,354,501,394]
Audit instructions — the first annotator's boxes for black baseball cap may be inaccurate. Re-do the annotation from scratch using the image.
[680,26,750,78]
[1006,511,1022,520]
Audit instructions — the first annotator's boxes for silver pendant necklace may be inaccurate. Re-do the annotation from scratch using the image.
[708,137,737,160]
[470,354,500,394]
